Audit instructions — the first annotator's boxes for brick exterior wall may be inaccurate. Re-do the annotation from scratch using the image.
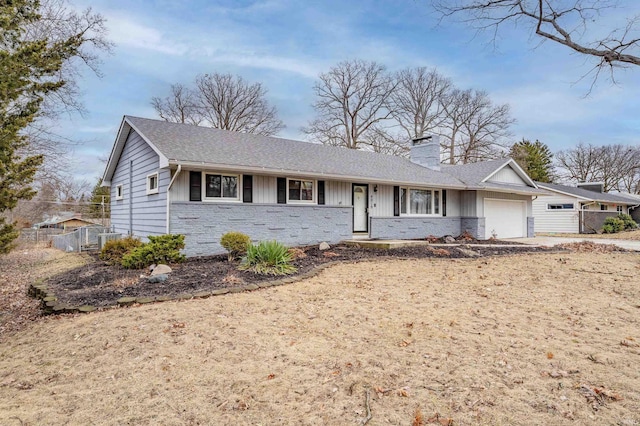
[170,202,353,257]
[369,217,462,240]
[461,217,485,239]
[527,217,535,237]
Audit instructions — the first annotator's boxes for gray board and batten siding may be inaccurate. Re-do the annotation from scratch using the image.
[110,130,169,239]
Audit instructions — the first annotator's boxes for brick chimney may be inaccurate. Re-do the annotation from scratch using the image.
[577,182,604,193]
[409,135,441,171]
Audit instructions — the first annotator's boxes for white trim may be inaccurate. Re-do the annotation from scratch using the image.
[169,160,468,190]
[482,159,538,188]
[146,172,159,195]
[287,178,316,204]
[399,187,442,216]
[125,117,170,168]
[202,172,241,202]
[115,184,124,200]
[166,165,182,234]
[546,202,575,211]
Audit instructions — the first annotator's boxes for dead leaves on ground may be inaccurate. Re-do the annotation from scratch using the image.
[578,384,623,411]
[412,409,454,426]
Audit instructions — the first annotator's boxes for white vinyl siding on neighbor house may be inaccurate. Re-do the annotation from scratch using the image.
[110,130,169,238]
[487,166,527,186]
[532,193,580,233]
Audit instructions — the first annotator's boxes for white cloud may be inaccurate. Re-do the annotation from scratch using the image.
[105,13,188,55]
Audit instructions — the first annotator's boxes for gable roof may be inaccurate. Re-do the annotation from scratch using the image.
[536,182,640,205]
[104,116,468,188]
[441,158,542,195]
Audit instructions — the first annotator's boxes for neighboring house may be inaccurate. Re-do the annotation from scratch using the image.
[532,182,640,234]
[102,116,544,257]
[620,193,640,223]
[33,213,98,231]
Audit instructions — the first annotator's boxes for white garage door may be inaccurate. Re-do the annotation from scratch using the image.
[484,199,526,239]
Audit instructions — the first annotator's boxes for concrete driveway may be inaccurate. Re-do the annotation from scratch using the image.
[511,236,640,251]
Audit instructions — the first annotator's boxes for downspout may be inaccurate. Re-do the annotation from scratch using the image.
[166,164,182,234]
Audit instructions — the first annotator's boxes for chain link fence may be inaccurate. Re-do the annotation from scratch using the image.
[51,225,114,252]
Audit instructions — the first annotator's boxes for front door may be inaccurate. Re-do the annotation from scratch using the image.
[353,184,368,232]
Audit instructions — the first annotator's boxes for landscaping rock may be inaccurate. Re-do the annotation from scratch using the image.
[149,263,157,272]
[147,274,168,283]
[151,264,172,276]
[319,242,331,251]
[444,235,456,244]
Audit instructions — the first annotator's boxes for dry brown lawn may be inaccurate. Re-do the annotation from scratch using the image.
[538,229,640,240]
[1,250,639,425]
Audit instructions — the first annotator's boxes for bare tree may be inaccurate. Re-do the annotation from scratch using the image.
[556,143,640,191]
[441,89,513,164]
[23,0,113,117]
[304,59,397,151]
[432,0,640,82]
[389,67,451,141]
[195,73,284,136]
[152,74,285,136]
[151,84,202,125]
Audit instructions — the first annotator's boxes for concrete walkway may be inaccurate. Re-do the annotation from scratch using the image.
[511,236,640,251]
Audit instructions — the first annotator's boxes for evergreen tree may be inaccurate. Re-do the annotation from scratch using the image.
[0,0,84,253]
[88,178,110,219]
[509,139,555,183]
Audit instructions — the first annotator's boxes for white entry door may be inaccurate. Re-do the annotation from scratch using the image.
[353,185,368,232]
[484,199,526,239]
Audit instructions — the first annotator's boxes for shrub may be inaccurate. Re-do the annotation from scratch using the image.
[602,217,625,234]
[220,231,251,260]
[617,213,638,230]
[121,234,186,269]
[239,240,297,276]
[99,236,142,265]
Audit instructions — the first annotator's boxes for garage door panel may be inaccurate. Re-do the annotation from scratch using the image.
[484,199,526,239]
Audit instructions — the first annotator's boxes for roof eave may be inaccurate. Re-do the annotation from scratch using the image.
[482,159,538,188]
[101,116,170,186]
[167,160,468,190]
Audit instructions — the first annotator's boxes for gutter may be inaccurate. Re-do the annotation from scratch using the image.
[168,160,468,190]
[166,164,182,234]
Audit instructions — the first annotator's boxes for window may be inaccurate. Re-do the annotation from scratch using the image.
[288,179,314,203]
[600,204,608,211]
[204,173,238,200]
[616,205,624,212]
[146,172,159,195]
[547,203,574,210]
[115,184,123,200]
[400,187,441,215]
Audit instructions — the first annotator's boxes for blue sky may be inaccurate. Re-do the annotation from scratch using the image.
[63,0,640,183]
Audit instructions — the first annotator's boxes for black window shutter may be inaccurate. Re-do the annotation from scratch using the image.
[189,171,201,201]
[442,190,447,217]
[393,186,400,216]
[317,180,325,205]
[243,175,253,203]
[277,177,287,204]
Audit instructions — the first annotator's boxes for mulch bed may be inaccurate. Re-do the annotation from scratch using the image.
[44,239,554,308]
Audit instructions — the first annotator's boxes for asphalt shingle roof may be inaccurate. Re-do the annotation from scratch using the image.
[126,116,466,188]
[440,158,513,185]
[536,182,640,205]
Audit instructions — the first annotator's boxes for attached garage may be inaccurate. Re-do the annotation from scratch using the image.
[484,198,526,239]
